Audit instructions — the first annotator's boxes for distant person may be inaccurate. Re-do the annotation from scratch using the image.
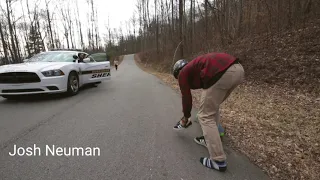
[172,52,245,172]
[114,60,119,70]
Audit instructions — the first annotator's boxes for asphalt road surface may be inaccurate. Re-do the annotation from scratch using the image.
[0,55,269,180]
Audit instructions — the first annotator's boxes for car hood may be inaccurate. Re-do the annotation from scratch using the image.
[0,62,73,73]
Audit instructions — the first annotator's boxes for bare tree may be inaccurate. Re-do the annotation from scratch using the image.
[155,0,159,56]
[60,6,70,49]
[0,20,9,64]
[178,0,184,58]
[5,0,19,62]
[45,0,54,49]
[75,0,84,49]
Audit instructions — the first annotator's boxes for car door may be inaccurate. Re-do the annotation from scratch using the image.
[78,55,111,85]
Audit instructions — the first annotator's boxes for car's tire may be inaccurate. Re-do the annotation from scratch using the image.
[67,71,79,96]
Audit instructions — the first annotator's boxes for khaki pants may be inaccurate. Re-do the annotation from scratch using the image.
[198,63,245,161]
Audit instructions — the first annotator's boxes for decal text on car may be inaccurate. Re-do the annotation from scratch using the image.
[81,69,110,75]
[92,69,110,73]
[91,72,110,78]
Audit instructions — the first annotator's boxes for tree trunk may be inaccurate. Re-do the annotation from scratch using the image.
[45,0,54,49]
[155,0,159,55]
[0,22,9,64]
[237,0,243,37]
[21,0,31,55]
[76,0,84,49]
[179,0,184,58]
[6,0,18,62]
[171,0,174,33]
[205,0,208,48]
[190,0,193,54]
[91,0,95,50]
[13,22,21,62]
[95,8,99,49]
[68,19,74,49]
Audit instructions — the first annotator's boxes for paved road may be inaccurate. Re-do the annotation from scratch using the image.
[0,55,269,180]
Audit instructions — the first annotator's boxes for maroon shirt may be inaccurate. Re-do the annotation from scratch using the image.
[178,53,238,118]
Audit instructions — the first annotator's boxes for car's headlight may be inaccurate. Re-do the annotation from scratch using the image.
[41,69,65,77]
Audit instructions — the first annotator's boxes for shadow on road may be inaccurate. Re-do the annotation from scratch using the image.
[0,84,97,104]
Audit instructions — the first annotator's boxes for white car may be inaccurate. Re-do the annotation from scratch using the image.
[0,50,111,99]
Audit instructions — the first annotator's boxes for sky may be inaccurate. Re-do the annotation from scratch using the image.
[1,0,202,54]
[89,0,138,33]
[0,0,139,51]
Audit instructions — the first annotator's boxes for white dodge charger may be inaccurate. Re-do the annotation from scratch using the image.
[0,50,111,99]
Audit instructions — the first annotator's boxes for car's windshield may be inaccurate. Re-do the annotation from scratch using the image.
[27,51,77,62]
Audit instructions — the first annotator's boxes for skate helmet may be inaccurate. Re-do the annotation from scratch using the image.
[172,59,188,79]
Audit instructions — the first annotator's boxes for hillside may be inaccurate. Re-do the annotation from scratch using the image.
[135,19,320,180]
[138,19,320,97]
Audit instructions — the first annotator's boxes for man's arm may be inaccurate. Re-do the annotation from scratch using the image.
[178,70,192,119]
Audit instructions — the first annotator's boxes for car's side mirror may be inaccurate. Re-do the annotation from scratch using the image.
[73,55,78,59]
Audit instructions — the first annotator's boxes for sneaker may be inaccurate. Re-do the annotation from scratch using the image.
[194,132,224,147]
[200,157,227,172]
[194,136,207,147]
[173,119,192,130]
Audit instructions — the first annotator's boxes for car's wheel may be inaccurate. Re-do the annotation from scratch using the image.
[67,71,79,96]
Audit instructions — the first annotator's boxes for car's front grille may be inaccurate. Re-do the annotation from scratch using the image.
[0,72,41,84]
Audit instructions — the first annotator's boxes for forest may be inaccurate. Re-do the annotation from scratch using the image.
[0,0,319,179]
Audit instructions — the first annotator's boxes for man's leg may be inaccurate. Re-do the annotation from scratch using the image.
[195,63,244,146]
[197,63,245,171]
[197,84,228,160]
[194,107,223,147]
